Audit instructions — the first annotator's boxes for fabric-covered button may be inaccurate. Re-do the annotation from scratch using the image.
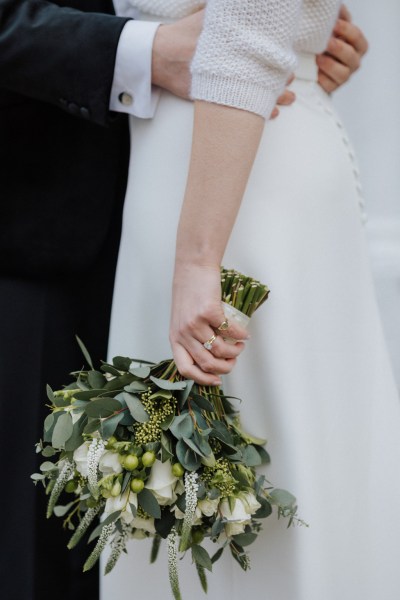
[118,92,133,106]
[68,102,80,116]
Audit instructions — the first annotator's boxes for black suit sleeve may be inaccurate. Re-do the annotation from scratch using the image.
[0,0,130,125]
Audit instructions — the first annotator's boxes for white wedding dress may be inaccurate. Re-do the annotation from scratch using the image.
[103,17,400,600]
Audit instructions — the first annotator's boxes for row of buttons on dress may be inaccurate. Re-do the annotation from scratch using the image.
[59,98,90,119]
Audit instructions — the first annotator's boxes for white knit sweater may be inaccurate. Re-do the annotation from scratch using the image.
[132,0,341,117]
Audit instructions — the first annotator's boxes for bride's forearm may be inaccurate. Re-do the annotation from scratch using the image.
[175,100,264,267]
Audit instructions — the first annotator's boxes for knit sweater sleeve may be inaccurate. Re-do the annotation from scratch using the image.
[190,0,302,118]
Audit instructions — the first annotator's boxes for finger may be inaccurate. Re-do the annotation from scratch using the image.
[316,53,351,86]
[270,107,279,120]
[339,4,352,22]
[286,72,295,85]
[333,19,369,56]
[173,344,222,386]
[317,71,338,94]
[208,337,245,360]
[276,89,296,106]
[325,36,361,72]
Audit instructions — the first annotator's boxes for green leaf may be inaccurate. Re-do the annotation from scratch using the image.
[40,461,58,472]
[65,415,88,452]
[72,389,106,401]
[44,413,55,433]
[46,385,55,402]
[160,432,174,463]
[154,508,175,539]
[53,396,70,408]
[191,393,215,413]
[101,363,121,377]
[196,563,208,593]
[269,489,297,510]
[210,421,234,445]
[150,535,162,563]
[254,496,272,519]
[87,370,106,390]
[169,413,194,440]
[232,532,258,547]
[112,356,132,372]
[255,445,270,465]
[100,413,124,439]
[242,445,262,467]
[129,365,151,378]
[54,502,75,517]
[191,544,212,572]
[42,446,57,457]
[52,412,74,449]
[122,392,149,423]
[137,489,161,519]
[104,374,134,391]
[84,397,122,418]
[83,418,101,435]
[121,471,131,495]
[211,547,224,564]
[75,335,94,369]
[211,517,224,538]
[150,376,187,391]
[124,381,148,394]
[175,439,201,472]
[178,379,194,409]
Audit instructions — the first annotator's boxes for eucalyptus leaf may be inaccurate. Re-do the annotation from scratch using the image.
[269,489,297,509]
[122,392,149,423]
[46,385,55,402]
[42,446,57,457]
[53,396,70,408]
[155,508,175,539]
[101,363,121,377]
[83,418,101,435]
[175,439,201,472]
[191,545,212,572]
[178,379,194,409]
[52,412,74,449]
[40,461,58,472]
[87,370,107,390]
[191,394,215,413]
[169,413,194,440]
[65,414,88,452]
[129,365,151,378]
[54,502,75,517]
[112,356,132,371]
[137,489,161,519]
[75,335,94,370]
[254,497,272,519]
[211,547,224,564]
[124,381,148,394]
[84,397,122,418]
[211,517,224,538]
[232,532,258,547]
[242,445,262,467]
[150,376,187,391]
[44,413,55,433]
[104,374,134,391]
[100,413,124,439]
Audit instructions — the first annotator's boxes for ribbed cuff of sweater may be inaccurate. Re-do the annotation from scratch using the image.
[191,72,283,119]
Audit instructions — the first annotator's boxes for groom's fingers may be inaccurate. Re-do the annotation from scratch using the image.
[152,9,204,99]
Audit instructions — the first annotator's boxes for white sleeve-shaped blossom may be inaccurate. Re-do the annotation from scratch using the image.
[179,472,199,551]
[167,528,182,600]
[87,438,106,498]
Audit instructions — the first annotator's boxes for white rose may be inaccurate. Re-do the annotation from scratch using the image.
[239,492,261,515]
[73,442,90,477]
[131,516,156,534]
[220,498,251,538]
[105,489,138,524]
[198,498,220,517]
[99,451,123,475]
[146,460,178,506]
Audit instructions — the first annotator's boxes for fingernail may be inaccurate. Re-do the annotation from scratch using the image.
[213,379,222,386]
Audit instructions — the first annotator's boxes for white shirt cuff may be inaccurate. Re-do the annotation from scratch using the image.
[110,20,161,119]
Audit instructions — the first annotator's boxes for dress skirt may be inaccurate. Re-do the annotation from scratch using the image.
[103,55,400,600]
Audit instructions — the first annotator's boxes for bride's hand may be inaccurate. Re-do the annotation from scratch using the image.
[170,263,249,386]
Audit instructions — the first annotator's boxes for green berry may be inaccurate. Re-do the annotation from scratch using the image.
[64,480,77,493]
[107,435,118,448]
[142,451,156,468]
[171,463,184,478]
[130,478,145,493]
[123,454,139,471]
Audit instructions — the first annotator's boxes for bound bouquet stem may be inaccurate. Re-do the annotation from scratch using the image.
[32,268,302,599]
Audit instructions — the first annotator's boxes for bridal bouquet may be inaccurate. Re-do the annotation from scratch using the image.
[32,269,300,599]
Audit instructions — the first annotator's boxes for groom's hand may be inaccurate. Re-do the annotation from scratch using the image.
[151,9,204,99]
[317,4,369,93]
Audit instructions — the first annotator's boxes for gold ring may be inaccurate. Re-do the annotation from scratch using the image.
[203,334,217,351]
[217,319,229,331]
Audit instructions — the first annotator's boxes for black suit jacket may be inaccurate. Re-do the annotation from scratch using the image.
[0,0,131,277]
